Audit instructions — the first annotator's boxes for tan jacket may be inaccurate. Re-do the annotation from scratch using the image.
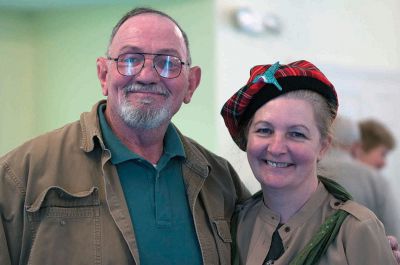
[235,182,397,265]
[0,101,250,265]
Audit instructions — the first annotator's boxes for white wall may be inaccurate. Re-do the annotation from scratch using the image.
[216,0,400,193]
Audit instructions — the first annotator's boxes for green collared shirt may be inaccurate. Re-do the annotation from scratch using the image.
[98,104,202,265]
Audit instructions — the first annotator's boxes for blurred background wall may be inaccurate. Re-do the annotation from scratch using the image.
[1,0,400,201]
[0,0,216,155]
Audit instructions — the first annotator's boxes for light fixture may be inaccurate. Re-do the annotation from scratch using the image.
[233,6,282,36]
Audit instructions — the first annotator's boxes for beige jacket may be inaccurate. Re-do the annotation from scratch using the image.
[235,182,397,265]
[0,101,250,265]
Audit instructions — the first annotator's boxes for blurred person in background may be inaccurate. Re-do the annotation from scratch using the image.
[319,115,400,239]
[355,119,396,170]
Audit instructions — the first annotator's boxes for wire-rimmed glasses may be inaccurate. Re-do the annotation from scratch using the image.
[107,52,189,79]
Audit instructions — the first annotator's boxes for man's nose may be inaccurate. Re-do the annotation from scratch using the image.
[135,58,160,84]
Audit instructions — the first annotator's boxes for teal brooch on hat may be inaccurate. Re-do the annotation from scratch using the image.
[252,61,283,91]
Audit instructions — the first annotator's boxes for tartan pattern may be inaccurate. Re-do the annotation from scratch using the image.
[221,60,338,150]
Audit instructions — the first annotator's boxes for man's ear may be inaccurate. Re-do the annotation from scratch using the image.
[183,66,201,104]
[97,57,109,96]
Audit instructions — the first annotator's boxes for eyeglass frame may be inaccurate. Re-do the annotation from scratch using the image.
[107,52,190,79]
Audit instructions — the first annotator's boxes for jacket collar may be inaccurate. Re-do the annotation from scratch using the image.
[79,100,107,153]
[79,100,211,179]
[177,127,210,179]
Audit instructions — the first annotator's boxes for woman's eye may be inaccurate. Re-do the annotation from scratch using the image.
[289,131,306,138]
[256,128,272,134]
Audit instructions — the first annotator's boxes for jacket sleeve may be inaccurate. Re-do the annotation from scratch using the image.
[226,160,251,203]
[0,160,25,265]
[344,216,397,264]
[0,218,12,265]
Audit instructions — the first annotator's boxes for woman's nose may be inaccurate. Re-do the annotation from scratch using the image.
[268,134,287,155]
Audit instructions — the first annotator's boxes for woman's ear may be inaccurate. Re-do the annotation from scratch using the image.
[318,135,332,161]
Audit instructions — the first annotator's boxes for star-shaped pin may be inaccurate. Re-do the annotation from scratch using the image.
[252,61,283,91]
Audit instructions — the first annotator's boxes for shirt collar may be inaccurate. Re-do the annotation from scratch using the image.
[98,103,185,164]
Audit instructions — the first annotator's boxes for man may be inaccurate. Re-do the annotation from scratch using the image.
[0,8,249,265]
[355,119,396,170]
[319,115,400,239]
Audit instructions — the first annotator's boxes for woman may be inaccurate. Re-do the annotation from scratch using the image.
[221,60,397,264]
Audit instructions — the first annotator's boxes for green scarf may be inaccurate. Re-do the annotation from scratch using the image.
[289,176,352,265]
[231,176,352,265]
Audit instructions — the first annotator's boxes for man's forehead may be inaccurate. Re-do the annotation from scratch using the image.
[116,14,183,41]
[110,13,185,54]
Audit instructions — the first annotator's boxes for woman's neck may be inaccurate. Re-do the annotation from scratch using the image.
[262,177,319,223]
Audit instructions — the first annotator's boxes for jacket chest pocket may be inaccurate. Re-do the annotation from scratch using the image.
[211,218,233,265]
[25,186,101,265]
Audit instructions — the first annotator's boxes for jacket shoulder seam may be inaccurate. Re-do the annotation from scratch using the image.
[1,160,26,195]
[340,200,376,221]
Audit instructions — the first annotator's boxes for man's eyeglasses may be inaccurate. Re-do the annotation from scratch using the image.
[107,53,189,79]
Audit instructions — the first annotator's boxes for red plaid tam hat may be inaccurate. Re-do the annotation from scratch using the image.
[221,60,338,150]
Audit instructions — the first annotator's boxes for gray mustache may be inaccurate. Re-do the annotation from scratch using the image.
[123,84,170,96]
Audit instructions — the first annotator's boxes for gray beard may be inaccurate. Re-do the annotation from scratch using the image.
[117,84,172,129]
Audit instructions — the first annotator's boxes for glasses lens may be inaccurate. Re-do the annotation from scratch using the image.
[117,54,144,76]
[154,55,182,78]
